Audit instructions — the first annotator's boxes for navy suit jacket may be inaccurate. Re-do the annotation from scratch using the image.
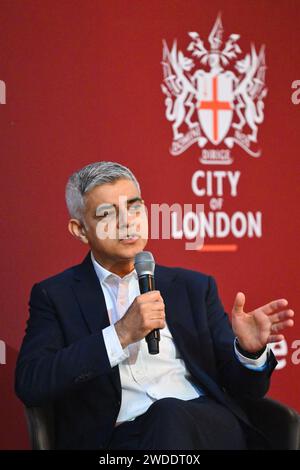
[15,252,277,449]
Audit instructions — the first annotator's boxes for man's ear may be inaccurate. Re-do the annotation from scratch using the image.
[68,219,89,244]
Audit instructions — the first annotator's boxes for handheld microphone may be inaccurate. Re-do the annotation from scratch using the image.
[134,251,160,355]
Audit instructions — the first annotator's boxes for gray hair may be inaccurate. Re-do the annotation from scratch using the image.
[65,161,140,220]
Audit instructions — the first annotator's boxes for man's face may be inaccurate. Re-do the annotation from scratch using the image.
[81,178,148,268]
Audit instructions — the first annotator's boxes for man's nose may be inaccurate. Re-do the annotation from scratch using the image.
[117,207,135,229]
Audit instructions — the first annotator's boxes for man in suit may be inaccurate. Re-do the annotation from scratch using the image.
[15,161,294,450]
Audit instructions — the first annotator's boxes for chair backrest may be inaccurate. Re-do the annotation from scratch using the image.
[24,405,55,450]
[24,397,300,450]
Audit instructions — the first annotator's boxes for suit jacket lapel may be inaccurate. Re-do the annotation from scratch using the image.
[72,252,121,396]
[72,252,110,333]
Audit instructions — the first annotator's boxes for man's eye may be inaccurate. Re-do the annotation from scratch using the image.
[97,210,115,219]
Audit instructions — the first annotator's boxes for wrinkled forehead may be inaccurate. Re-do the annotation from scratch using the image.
[84,178,141,210]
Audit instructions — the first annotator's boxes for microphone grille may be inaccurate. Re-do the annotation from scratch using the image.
[134,251,155,276]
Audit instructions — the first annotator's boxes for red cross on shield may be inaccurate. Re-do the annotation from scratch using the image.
[197,73,234,145]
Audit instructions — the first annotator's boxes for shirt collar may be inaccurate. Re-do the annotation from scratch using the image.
[90,251,138,284]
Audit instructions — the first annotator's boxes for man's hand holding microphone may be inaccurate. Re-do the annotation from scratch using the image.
[115,252,163,354]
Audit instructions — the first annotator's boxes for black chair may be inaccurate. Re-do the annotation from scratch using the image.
[242,397,300,450]
[24,397,300,450]
[25,404,55,450]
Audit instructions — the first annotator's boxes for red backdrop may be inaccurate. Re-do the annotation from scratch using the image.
[0,0,299,449]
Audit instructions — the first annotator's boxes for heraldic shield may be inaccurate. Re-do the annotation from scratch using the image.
[197,71,234,145]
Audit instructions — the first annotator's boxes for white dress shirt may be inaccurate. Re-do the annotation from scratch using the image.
[91,253,268,424]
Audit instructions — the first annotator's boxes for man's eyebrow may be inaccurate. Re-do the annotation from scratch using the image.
[127,197,143,204]
[95,197,143,215]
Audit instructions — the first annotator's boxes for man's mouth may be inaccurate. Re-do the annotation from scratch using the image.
[119,234,140,243]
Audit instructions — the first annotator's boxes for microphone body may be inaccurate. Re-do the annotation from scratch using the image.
[138,273,160,354]
[134,252,160,355]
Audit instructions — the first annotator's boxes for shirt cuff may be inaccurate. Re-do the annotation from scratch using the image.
[234,338,269,370]
[102,325,129,368]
